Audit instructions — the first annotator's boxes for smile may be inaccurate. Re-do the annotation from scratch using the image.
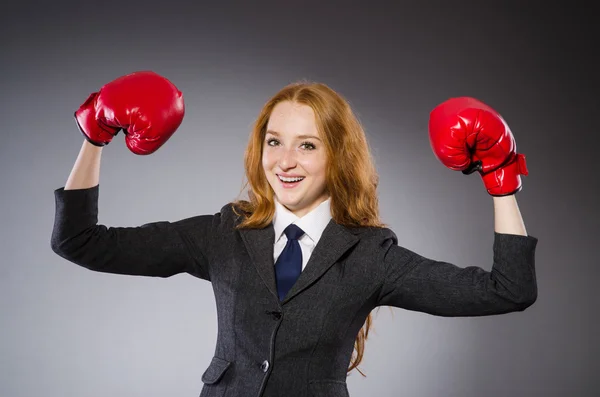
[277,175,305,188]
[278,175,305,182]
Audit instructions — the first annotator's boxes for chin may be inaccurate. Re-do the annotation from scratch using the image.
[276,195,304,208]
[273,190,306,206]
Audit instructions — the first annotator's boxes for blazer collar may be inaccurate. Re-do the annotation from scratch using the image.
[239,219,359,304]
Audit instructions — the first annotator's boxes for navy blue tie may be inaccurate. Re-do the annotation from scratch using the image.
[275,224,305,301]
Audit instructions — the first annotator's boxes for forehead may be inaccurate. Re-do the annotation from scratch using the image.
[266,101,318,136]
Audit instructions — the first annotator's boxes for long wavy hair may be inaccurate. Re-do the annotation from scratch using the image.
[232,81,385,376]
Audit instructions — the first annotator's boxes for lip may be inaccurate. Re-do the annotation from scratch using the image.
[277,173,305,178]
[276,174,304,189]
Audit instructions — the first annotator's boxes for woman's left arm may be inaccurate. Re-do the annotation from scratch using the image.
[375,193,538,315]
[493,194,527,236]
[375,225,538,315]
[375,197,538,316]
[377,97,539,315]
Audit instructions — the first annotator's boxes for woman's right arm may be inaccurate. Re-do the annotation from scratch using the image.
[65,140,102,190]
[51,140,212,280]
[52,72,212,279]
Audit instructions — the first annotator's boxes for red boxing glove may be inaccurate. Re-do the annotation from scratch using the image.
[75,71,185,155]
[428,97,529,196]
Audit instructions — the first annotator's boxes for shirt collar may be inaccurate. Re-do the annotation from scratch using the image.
[273,197,332,244]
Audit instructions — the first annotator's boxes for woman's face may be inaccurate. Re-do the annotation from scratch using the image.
[262,101,329,218]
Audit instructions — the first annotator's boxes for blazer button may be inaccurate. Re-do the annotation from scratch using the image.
[260,360,270,372]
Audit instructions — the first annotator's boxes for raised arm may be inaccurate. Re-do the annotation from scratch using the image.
[375,229,538,316]
[65,140,102,190]
[50,72,212,280]
[493,194,527,236]
[379,97,537,315]
[51,182,214,280]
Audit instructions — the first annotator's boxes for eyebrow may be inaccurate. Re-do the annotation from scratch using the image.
[266,129,321,141]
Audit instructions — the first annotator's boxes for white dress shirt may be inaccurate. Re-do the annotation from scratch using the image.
[273,197,332,271]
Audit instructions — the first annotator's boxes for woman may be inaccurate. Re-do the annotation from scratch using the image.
[51,71,538,397]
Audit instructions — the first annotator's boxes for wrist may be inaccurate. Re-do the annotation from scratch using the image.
[482,153,528,196]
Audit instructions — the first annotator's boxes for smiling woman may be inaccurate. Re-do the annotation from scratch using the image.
[232,81,385,379]
[52,74,538,397]
[235,81,382,228]
[262,101,329,217]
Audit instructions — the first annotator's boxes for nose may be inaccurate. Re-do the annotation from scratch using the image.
[278,145,298,170]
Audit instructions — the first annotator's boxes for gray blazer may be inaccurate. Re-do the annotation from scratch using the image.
[51,185,538,397]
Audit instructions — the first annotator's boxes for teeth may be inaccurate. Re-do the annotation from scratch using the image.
[278,175,304,182]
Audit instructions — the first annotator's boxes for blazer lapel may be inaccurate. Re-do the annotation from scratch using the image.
[239,225,279,300]
[282,220,359,304]
[239,220,360,304]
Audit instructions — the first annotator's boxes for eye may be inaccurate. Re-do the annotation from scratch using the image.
[266,138,280,146]
[300,141,316,150]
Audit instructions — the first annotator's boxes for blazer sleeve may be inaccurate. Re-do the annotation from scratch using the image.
[375,230,538,316]
[50,184,215,280]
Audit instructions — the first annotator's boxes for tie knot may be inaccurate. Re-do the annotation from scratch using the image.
[284,224,305,241]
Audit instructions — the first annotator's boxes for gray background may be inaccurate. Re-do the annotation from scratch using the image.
[1,1,597,396]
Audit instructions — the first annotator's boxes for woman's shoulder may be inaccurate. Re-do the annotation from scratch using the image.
[212,201,250,228]
[343,224,398,245]
[174,202,243,230]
